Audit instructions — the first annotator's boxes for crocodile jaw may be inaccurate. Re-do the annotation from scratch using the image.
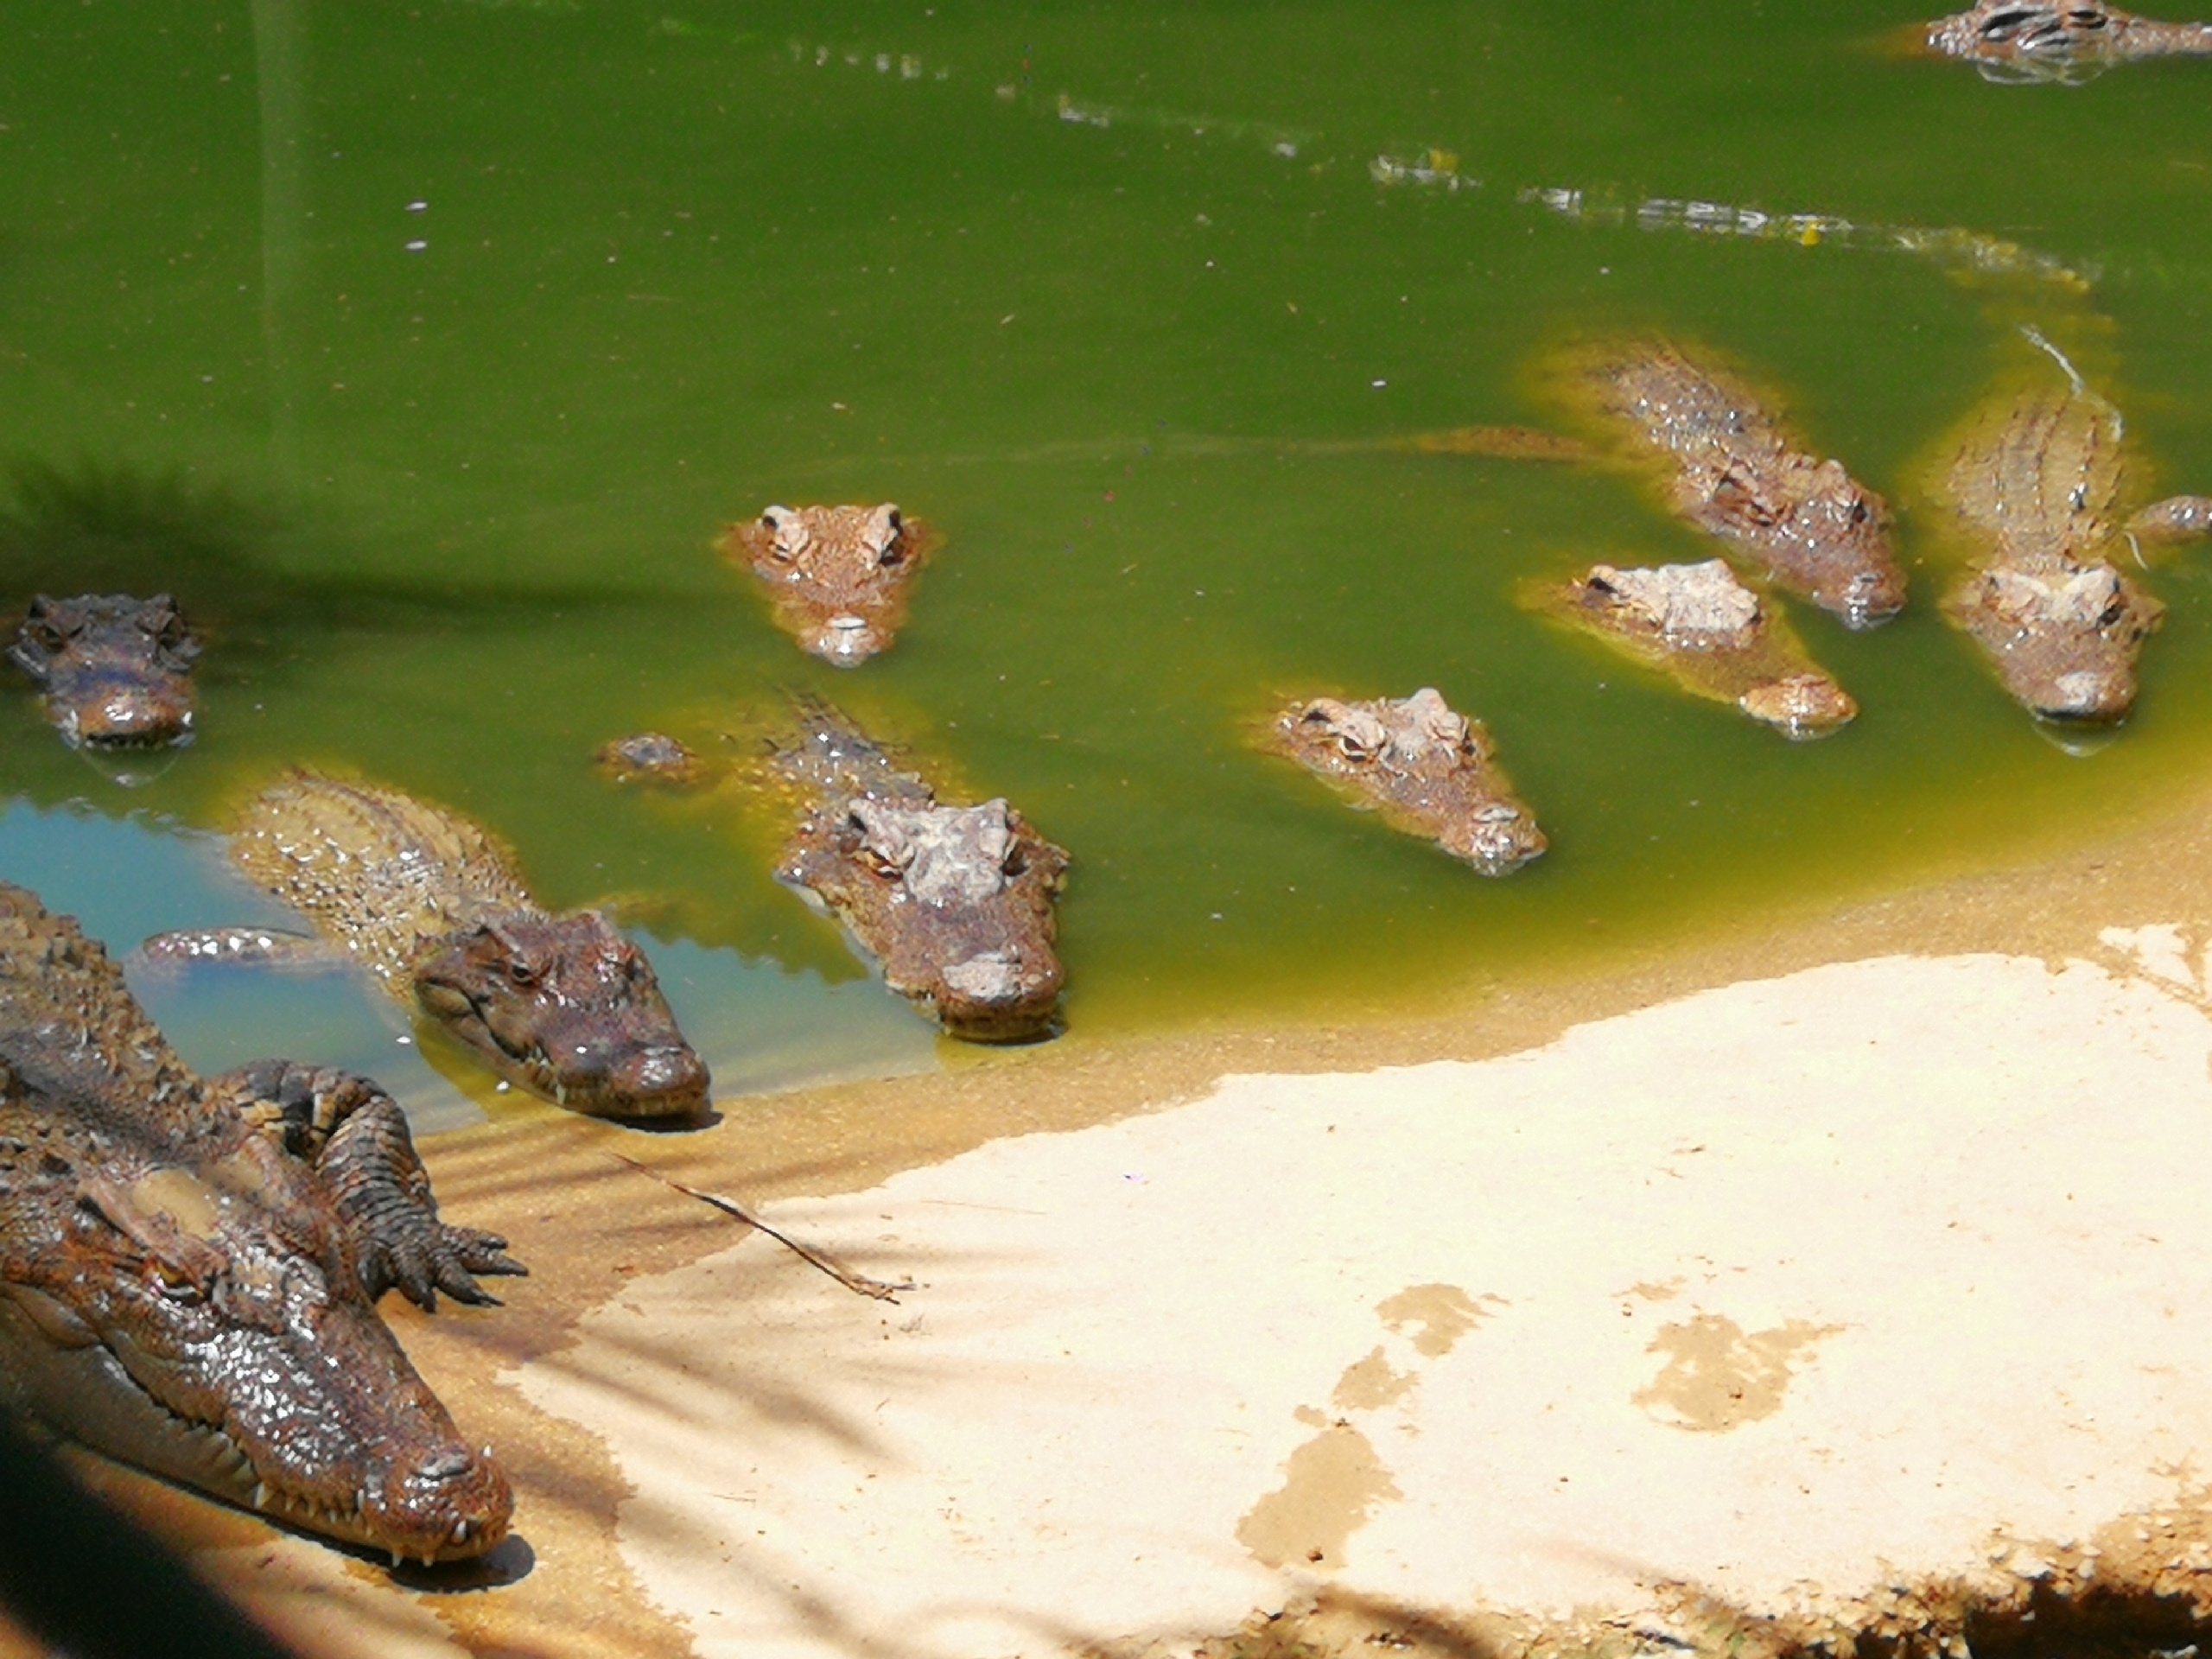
[0,1282,511,1565]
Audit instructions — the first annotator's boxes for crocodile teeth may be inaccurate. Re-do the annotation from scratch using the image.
[390,1548,404,1567]
[451,1520,470,1545]
[251,1482,269,1511]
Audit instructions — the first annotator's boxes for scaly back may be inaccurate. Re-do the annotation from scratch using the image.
[0,880,196,1131]
[1943,390,2122,569]
[231,774,536,993]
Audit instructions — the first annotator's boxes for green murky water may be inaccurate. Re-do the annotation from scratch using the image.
[3,3,2211,1117]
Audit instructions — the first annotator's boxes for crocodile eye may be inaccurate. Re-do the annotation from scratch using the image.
[505,959,539,988]
[151,1263,205,1304]
[22,619,68,654]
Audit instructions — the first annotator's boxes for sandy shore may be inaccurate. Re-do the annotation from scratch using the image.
[53,772,2212,1659]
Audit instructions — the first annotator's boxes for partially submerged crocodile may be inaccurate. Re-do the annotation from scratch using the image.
[1573,342,1907,630]
[0,882,521,1562]
[723,503,933,665]
[595,731,702,786]
[1268,689,1548,875]
[770,702,1069,1041]
[8,593,200,750]
[156,775,711,1119]
[1932,378,2210,721]
[1537,560,1858,740]
[1926,1,2212,78]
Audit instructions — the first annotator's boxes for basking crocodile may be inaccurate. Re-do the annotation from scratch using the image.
[1926,2,2212,78]
[722,503,934,665]
[0,882,521,1562]
[1573,341,1907,630]
[8,593,200,750]
[1268,688,1547,875]
[153,775,711,1119]
[770,702,1069,1041]
[1535,560,1858,740]
[1932,377,2209,721]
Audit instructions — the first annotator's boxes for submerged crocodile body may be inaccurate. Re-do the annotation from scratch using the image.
[0,883,521,1561]
[1934,382,2210,721]
[8,594,200,751]
[1927,2,2212,78]
[1268,689,1548,875]
[723,503,933,665]
[772,702,1069,1041]
[1578,342,1907,630]
[1540,560,1858,740]
[178,775,711,1119]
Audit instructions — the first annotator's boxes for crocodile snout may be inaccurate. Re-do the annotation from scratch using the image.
[74,682,194,747]
[608,1041,713,1117]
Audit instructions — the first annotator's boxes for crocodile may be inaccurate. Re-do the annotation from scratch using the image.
[155,774,711,1119]
[1535,560,1858,740]
[1268,688,1548,874]
[1926,2,2212,79]
[8,593,200,750]
[1573,341,1907,630]
[0,881,521,1562]
[1932,377,2209,721]
[595,730,702,786]
[722,503,934,665]
[769,702,1069,1041]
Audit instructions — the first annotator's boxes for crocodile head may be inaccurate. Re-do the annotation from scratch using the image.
[413,912,712,1119]
[798,796,1069,1042]
[1280,690,1548,877]
[8,594,200,749]
[1951,559,2164,722]
[0,1138,509,1563]
[728,503,923,664]
[1760,461,1907,629]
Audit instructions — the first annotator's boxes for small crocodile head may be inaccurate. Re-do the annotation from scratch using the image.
[733,503,919,665]
[838,797,1067,1041]
[0,1145,510,1563]
[1781,464,1906,628]
[8,594,200,749]
[1278,691,1547,877]
[413,912,711,1119]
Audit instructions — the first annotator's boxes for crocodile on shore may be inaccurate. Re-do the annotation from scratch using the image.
[8,594,200,751]
[1267,688,1548,875]
[722,503,935,665]
[1571,341,1907,631]
[0,882,522,1562]
[1931,377,2210,721]
[768,702,1070,1041]
[151,774,712,1119]
[1926,2,2212,78]
[1534,560,1859,741]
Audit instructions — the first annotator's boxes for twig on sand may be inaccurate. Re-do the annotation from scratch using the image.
[609,1154,913,1303]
